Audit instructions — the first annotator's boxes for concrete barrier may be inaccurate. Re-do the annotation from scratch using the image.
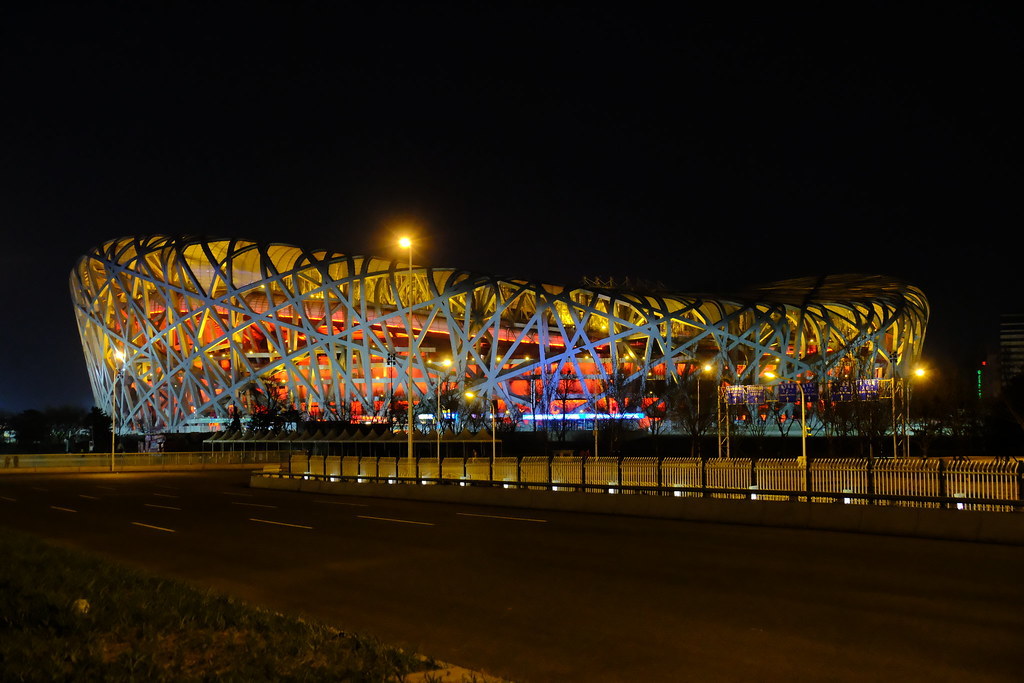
[250,474,1024,546]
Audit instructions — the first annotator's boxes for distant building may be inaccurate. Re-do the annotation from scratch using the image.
[71,235,930,433]
[999,313,1024,388]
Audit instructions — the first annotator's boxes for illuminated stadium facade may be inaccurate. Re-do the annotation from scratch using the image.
[72,235,929,434]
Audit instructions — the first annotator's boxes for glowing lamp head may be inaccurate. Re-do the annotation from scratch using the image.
[399,237,412,249]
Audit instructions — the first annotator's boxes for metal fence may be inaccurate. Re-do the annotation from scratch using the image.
[278,453,1024,511]
[8,449,1020,511]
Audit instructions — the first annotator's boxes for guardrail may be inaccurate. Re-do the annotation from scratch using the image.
[267,454,1024,512]
[0,451,287,472]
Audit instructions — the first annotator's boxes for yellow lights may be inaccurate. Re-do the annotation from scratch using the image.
[74,236,929,434]
[464,390,476,400]
[914,366,927,378]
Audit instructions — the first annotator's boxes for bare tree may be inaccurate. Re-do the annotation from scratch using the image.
[666,372,719,457]
[589,367,643,458]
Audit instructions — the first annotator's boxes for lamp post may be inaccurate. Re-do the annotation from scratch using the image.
[696,362,714,418]
[110,348,125,472]
[764,371,808,464]
[386,352,396,425]
[399,236,415,478]
[906,366,927,458]
[490,398,497,481]
[697,362,714,456]
[432,358,452,477]
[765,371,810,501]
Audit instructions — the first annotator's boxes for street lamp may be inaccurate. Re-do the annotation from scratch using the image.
[697,362,714,457]
[905,366,928,458]
[399,236,415,478]
[431,358,452,476]
[110,348,125,472]
[489,398,497,480]
[697,362,714,418]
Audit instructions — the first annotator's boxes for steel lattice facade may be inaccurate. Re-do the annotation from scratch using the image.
[71,235,929,433]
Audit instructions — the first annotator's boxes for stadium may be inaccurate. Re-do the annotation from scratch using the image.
[71,235,929,435]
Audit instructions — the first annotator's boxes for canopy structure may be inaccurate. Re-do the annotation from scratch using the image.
[72,235,928,432]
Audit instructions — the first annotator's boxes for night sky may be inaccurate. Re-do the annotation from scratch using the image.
[1,2,1020,414]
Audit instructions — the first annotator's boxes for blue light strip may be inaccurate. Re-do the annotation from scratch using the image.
[522,413,646,420]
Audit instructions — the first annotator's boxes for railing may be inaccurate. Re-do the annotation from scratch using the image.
[8,450,1020,511]
[0,451,287,471]
[272,453,1024,511]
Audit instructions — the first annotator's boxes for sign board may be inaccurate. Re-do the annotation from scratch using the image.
[830,381,854,401]
[856,378,880,400]
[725,386,746,405]
[776,381,820,403]
[777,382,799,403]
[743,386,766,404]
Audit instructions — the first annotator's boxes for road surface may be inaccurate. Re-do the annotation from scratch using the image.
[1,471,1021,682]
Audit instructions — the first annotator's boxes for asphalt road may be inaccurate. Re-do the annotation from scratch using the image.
[1,471,1022,682]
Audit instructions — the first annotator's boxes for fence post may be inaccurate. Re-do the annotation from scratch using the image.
[657,455,663,495]
[700,455,708,498]
[867,458,875,505]
[804,457,812,503]
[938,459,948,509]
[1016,460,1023,507]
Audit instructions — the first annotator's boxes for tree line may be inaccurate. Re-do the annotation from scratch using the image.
[3,368,1023,457]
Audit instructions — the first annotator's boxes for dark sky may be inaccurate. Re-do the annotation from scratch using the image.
[1,2,1020,413]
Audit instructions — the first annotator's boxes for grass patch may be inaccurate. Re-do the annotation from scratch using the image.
[0,527,436,681]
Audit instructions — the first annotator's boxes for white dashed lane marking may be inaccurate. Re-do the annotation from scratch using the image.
[250,518,313,530]
[357,515,434,527]
[457,512,547,523]
[132,522,176,533]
